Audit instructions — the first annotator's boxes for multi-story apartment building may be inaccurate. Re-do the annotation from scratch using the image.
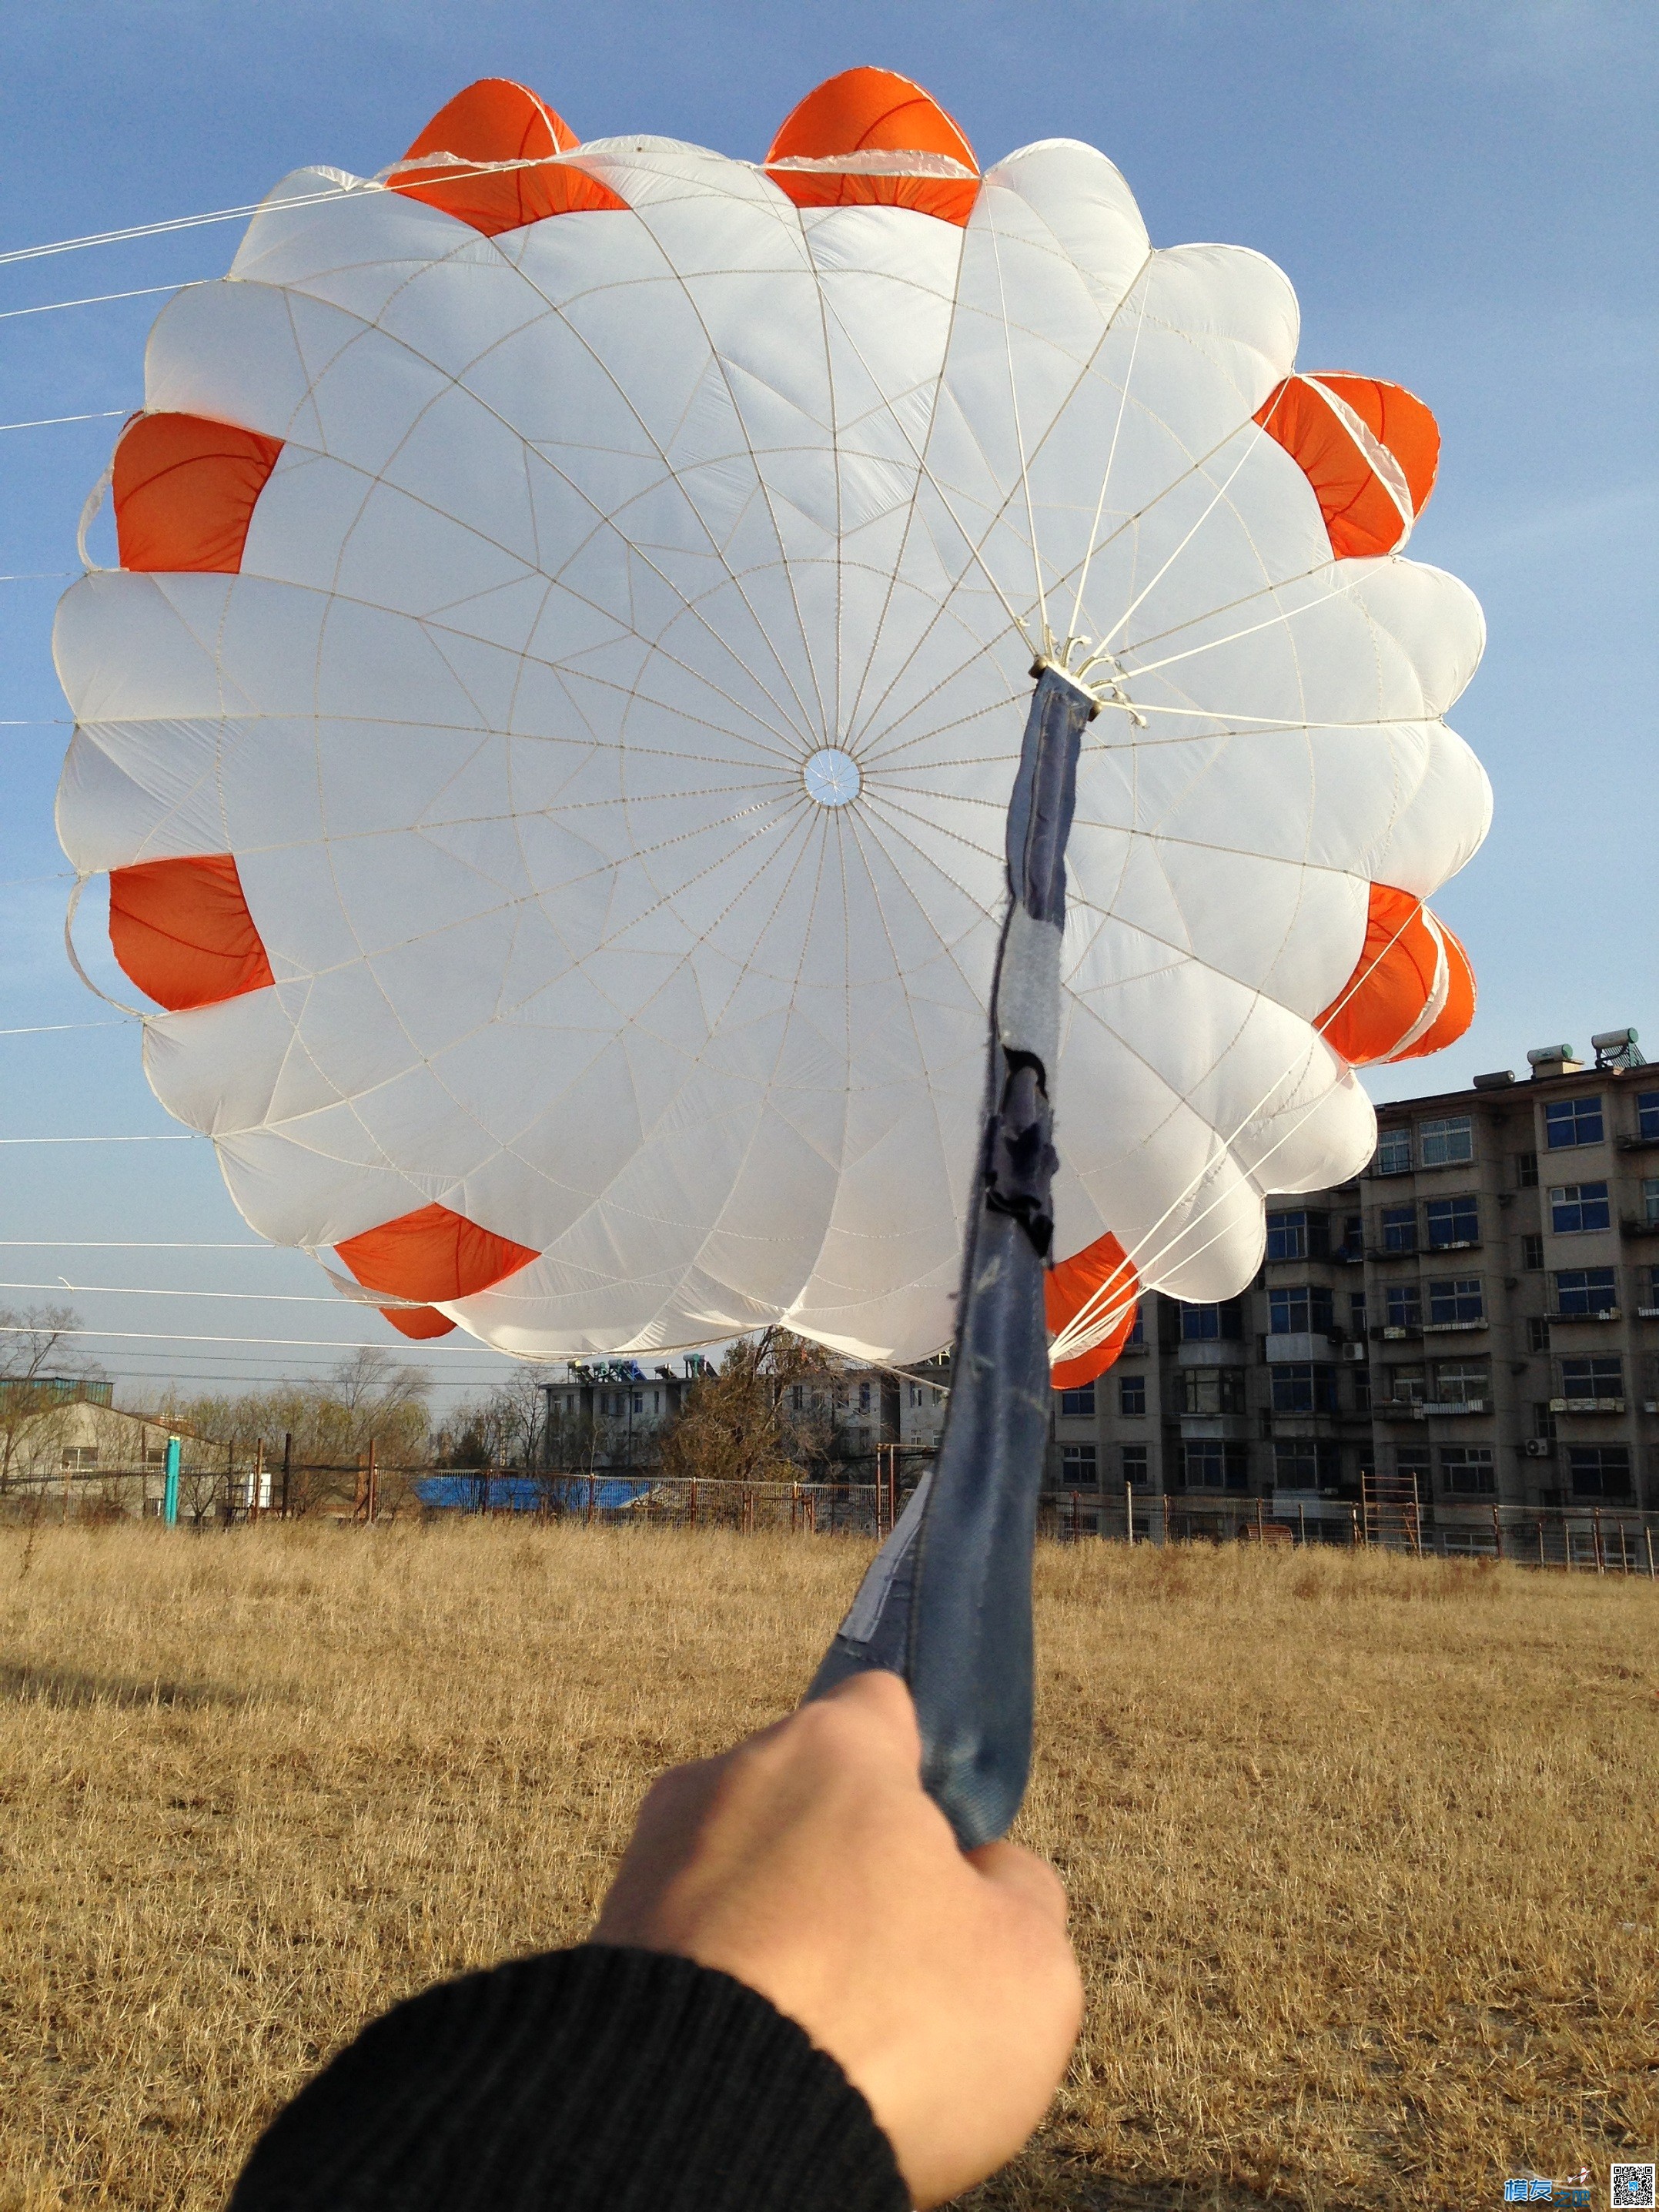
[1052,1035,1659,1546]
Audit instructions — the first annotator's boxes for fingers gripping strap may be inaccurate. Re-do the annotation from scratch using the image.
[805,669,1091,1849]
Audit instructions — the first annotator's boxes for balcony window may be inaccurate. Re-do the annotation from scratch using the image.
[1554,1267,1617,1315]
[1515,1150,1539,1189]
[1385,1283,1421,1330]
[1059,1443,1099,1488]
[1266,1209,1327,1261]
[1176,1367,1245,1416]
[1439,1445,1495,1494]
[1427,1277,1484,1324]
[1432,1361,1487,1405]
[1544,1095,1604,1149]
[1560,1356,1623,1400]
[1179,1299,1243,1341]
[1638,1091,1659,1141]
[1389,1367,1427,1405]
[1376,1126,1412,1175]
[1381,1205,1417,1253]
[1270,1363,1336,1414]
[1180,1440,1249,1491]
[1427,1193,1480,1248]
[1058,1383,1095,1417]
[1268,1283,1334,1335]
[1567,1445,1631,1501]
[1550,1181,1610,1234]
[1119,1373,1146,1417]
[1420,1115,1473,1166]
[1273,1441,1338,1488]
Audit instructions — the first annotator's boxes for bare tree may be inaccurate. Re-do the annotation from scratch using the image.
[661,1329,846,1486]
[0,1307,105,1501]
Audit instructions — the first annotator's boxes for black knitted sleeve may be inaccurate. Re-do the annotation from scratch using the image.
[227,1943,911,2212]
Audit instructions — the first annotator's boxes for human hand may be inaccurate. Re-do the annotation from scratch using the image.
[591,1670,1083,2208]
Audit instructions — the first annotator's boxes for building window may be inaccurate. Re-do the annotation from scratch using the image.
[1527,1316,1552,1353]
[1520,1233,1544,1271]
[1119,1373,1146,1417]
[1515,1150,1539,1189]
[1268,1283,1334,1335]
[1432,1361,1487,1406]
[1567,1445,1631,1501]
[1420,1115,1473,1166]
[1124,1307,1145,1349]
[1266,1210,1327,1260]
[1273,1441,1338,1488]
[1426,1193,1479,1248]
[1560,1356,1623,1402]
[1336,1213,1364,1260]
[1058,1383,1096,1419]
[61,1446,99,1471]
[1376,1126,1412,1176]
[1122,1444,1149,1484]
[1270,1364,1336,1414]
[1060,1443,1099,1488]
[1349,1290,1368,1333]
[1181,1440,1249,1491]
[1533,1400,1556,1441]
[791,1385,804,1411]
[1395,1450,1432,1496]
[1176,1367,1245,1416]
[1427,1277,1483,1325]
[1352,1365,1372,1412]
[1385,1283,1421,1330]
[1637,1091,1659,1141]
[1550,1180,1611,1234]
[1439,1446,1495,1494]
[859,1381,871,1412]
[1389,1367,1427,1407]
[1544,1095,1604,1150]
[1644,1176,1659,1228]
[1380,1204,1417,1253]
[1179,1299,1242,1341]
[1553,1267,1617,1316]
[1643,1264,1659,1312]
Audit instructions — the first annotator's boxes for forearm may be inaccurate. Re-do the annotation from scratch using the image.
[229,1943,908,2212]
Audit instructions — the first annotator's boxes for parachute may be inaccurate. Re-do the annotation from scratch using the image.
[55,69,1489,1384]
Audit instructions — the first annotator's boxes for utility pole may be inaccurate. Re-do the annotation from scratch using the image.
[162,1436,180,1527]
[280,1431,292,1518]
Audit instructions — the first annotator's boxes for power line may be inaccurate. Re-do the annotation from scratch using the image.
[0,1322,507,1350]
[0,1021,125,1037]
[0,1238,274,1249]
[0,1277,397,1307]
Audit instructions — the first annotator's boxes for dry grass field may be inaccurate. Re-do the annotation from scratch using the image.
[0,1521,1654,2212]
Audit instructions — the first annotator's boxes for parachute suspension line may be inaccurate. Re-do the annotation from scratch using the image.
[1089,418,1271,664]
[0,280,194,324]
[985,212,1050,652]
[1065,272,1152,648]
[1047,892,1441,1361]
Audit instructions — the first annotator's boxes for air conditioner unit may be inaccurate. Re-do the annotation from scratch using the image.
[1341,1343,1368,1364]
[1524,1438,1552,1457]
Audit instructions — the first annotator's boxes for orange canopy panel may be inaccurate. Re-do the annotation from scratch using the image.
[1394,916,1475,1062]
[335,1202,540,1304]
[380,1303,459,1340]
[1313,373,1440,518]
[766,68,978,223]
[108,854,276,1012]
[112,413,283,574]
[393,77,626,233]
[1253,373,1438,559]
[1317,882,1474,1066]
[1045,1231,1140,1391]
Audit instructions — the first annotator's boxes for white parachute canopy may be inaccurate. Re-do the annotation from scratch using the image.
[55,71,1489,1370]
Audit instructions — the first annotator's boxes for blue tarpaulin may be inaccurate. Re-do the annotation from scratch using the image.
[415,1474,656,1516]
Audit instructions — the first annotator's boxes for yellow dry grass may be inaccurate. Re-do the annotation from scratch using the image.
[0,1521,1654,2211]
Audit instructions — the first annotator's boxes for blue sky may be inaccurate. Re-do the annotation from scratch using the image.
[0,0,1653,1401]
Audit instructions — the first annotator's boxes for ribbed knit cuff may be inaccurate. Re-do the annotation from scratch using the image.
[229,1943,911,2212]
